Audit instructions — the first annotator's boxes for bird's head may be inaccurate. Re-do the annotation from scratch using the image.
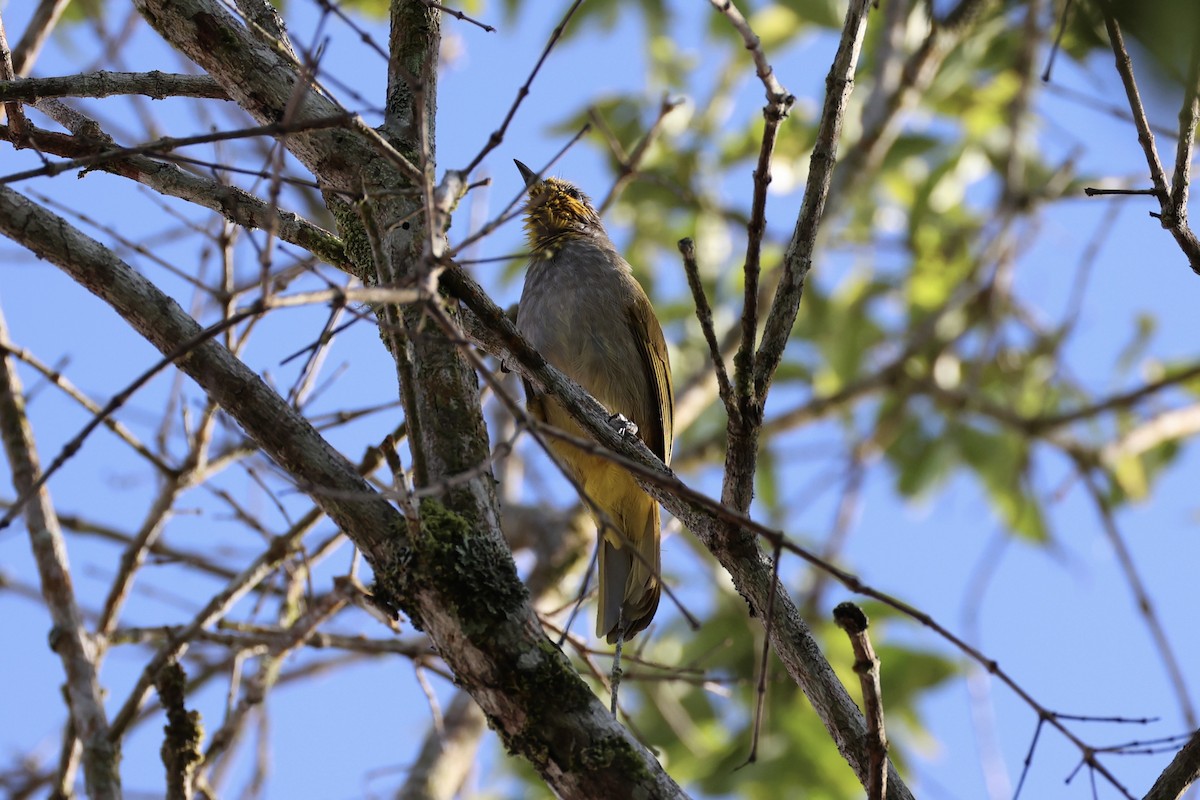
[515,159,603,256]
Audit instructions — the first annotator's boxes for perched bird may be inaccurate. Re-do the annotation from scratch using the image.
[514,159,674,644]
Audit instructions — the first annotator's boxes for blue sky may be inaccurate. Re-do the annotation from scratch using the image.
[2,2,1198,799]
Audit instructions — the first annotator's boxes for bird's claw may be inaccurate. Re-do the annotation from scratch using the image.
[608,413,639,439]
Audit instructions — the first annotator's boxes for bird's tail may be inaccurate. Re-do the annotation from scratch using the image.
[597,494,661,644]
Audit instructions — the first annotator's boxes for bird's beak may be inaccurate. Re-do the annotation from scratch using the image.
[514,159,539,189]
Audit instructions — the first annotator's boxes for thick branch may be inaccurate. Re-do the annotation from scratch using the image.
[1143,728,1200,800]
[0,71,227,101]
[0,154,683,800]
[445,265,914,798]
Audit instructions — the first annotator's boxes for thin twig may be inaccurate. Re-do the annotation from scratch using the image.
[0,336,175,474]
[0,299,264,533]
[834,603,888,800]
[423,0,494,33]
[708,0,795,404]
[448,122,591,256]
[1099,3,1200,272]
[678,238,735,417]
[1040,0,1073,82]
[1076,466,1197,729]
[11,0,72,74]
[0,307,119,799]
[741,540,782,766]
[753,0,872,399]
[461,0,585,175]
[1083,186,1160,197]
[0,113,355,186]
[596,95,683,216]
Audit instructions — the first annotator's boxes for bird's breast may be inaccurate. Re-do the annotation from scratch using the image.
[517,248,646,418]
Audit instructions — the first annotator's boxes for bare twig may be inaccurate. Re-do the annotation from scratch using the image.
[596,95,683,215]
[0,336,175,474]
[834,603,888,800]
[197,587,350,778]
[1,113,355,186]
[678,237,735,416]
[11,0,72,74]
[1099,3,1200,273]
[742,540,782,766]
[708,0,795,404]
[0,306,120,799]
[754,0,872,399]
[448,123,590,256]
[460,0,585,175]
[97,476,186,638]
[1040,0,1073,82]
[0,294,258,534]
[423,1,494,33]
[1076,466,1196,729]
[1083,186,1160,197]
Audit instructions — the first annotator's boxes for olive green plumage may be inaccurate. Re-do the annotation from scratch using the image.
[514,160,674,643]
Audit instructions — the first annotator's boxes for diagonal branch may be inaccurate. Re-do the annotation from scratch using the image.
[0,108,685,800]
[1143,728,1200,800]
[11,0,72,74]
[444,262,915,798]
[753,0,872,400]
[1100,3,1200,273]
[1169,20,1200,237]
[0,306,120,799]
[459,0,585,175]
[708,0,795,409]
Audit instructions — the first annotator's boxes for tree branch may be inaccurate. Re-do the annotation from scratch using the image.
[0,59,684,800]
[753,0,872,400]
[444,263,915,798]
[1100,3,1200,273]
[1143,728,1200,800]
[0,71,227,101]
[0,306,121,799]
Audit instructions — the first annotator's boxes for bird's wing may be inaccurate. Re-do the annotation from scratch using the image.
[628,291,674,467]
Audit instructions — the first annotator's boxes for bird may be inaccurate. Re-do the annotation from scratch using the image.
[513,159,674,645]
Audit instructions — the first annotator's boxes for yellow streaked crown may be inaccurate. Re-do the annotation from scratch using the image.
[515,160,603,256]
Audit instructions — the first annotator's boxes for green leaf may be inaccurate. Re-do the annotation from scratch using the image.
[885,411,954,498]
[950,423,1047,542]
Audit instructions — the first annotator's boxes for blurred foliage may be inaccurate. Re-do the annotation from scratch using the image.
[623,591,956,800]
[1081,0,1200,86]
[480,0,1198,794]
[10,0,1196,797]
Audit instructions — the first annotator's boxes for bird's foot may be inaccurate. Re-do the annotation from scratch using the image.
[607,413,639,439]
